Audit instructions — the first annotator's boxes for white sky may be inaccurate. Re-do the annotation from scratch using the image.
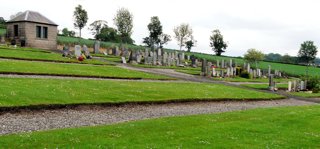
[1,0,320,57]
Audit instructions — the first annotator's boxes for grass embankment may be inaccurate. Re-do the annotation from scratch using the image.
[0,105,319,148]
[0,59,169,80]
[290,92,320,98]
[0,46,109,65]
[0,77,283,107]
[214,77,293,83]
[241,83,288,90]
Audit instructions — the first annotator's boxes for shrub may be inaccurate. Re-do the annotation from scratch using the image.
[306,76,320,90]
[312,84,320,93]
[240,71,252,79]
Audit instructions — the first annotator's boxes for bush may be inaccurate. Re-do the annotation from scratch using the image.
[305,76,320,90]
[312,84,320,93]
[240,71,252,79]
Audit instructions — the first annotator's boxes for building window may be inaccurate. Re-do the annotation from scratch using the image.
[14,25,18,37]
[36,26,41,38]
[43,27,48,39]
[36,26,48,39]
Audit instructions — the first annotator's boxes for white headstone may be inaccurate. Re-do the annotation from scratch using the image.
[121,57,126,64]
[75,45,82,58]
[288,81,292,92]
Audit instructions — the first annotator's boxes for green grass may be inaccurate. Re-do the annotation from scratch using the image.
[132,63,202,75]
[290,92,320,98]
[0,59,169,80]
[0,77,283,107]
[0,46,109,65]
[241,83,288,90]
[1,105,319,148]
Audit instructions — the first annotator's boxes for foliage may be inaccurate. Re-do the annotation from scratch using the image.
[185,37,197,52]
[159,34,171,49]
[0,28,6,36]
[244,49,264,66]
[173,23,193,50]
[0,17,6,29]
[1,106,319,148]
[210,29,228,56]
[281,54,297,64]
[298,41,318,64]
[73,5,88,37]
[61,28,76,37]
[240,71,252,79]
[145,16,163,48]
[89,20,108,39]
[304,76,320,91]
[264,53,282,62]
[96,26,121,43]
[113,8,134,44]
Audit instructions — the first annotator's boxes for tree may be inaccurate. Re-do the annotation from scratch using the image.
[173,23,192,50]
[210,29,228,56]
[96,26,121,43]
[298,41,318,64]
[264,53,282,62]
[142,37,152,47]
[159,34,171,49]
[298,41,318,78]
[113,8,134,44]
[185,37,197,52]
[61,28,76,37]
[73,5,88,38]
[146,16,163,48]
[0,17,6,29]
[89,20,108,39]
[244,49,264,68]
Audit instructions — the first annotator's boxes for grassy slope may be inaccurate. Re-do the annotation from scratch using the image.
[0,46,108,65]
[0,78,283,107]
[1,105,319,148]
[290,92,320,98]
[0,59,169,79]
[214,77,293,83]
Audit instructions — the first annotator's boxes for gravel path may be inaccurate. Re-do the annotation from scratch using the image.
[0,99,315,135]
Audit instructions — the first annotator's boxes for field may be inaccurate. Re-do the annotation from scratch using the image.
[0,105,318,148]
[0,59,169,80]
[0,77,283,107]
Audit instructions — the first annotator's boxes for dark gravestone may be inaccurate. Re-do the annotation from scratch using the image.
[191,55,196,67]
[201,59,207,76]
[62,45,70,57]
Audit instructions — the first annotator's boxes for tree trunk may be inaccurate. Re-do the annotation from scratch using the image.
[79,29,82,38]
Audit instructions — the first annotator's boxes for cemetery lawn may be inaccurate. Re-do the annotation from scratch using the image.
[0,46,109,65]
[0,59,169,80]
[1,105,319,148]
[241,83,288,90]
[0,77,283,107]
[290,92,320,98]
[132,64,201,75]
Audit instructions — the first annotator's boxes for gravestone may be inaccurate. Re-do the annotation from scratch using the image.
[216,60,220,68]
[187,55,190,61]
[288,81,292,92]
[94,41,100,54]
[145,48,149,58]
[207,62,212,77]
[137,53,142,63]
[181,53,185,61]
[293,80,297,92]
[268,65,271,76]
[229,59,232,67]
[201,59,207,76]
[115,47,120,56]
[300,81,305,90]
[247,63,250,73]
[191,56,196,67]
[212,67,216,77]
[62,45,70,57]
[121,57,126,64]
[0,36,5,44]
[268,74,275,91]
[153,52,157,65]
[221,59,225,68]
[162,52,168,65]
[157,48,162,56]
[83,45,91,58]
[74,45,82,58]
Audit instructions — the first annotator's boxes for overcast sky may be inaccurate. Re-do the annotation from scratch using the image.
[1,0,320,57]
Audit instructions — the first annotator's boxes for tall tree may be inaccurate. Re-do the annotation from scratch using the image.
[147,16,163,48]
[210,29,228,56]
[96,26,121,43]
[298,41,318,78]
[73,5,88,38]
[113,8,134,44]
[89,20,108,39]
[173,23,192,50]
[244,48,264,68]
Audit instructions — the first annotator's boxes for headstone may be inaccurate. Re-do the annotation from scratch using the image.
[187,55,190,61]
[207,62,212,77]
[157,48,162,56]
[83,45,90,58]
[115,47,120,56]
[247,63,250,73]
[212,67,216,77]
[293,80,297,92]
[153,52,157,65]
[181,53,185,61]
[229,59,232,67]
[74,45,82,58]
[94,41,100,54]
[121,57,126,64]
[268,65,271,76]
[288,81,292,92]
[253,70,257,78]
[191,56,196,67]
[300,81,305,90]
[0,36,5,44]
[221,59,225,68]
[201,59,207,76]
[62,45,70,57]
[163,52,168,65]
[268,74,275,91]
[216,60,220,68]
[145,48,149,58]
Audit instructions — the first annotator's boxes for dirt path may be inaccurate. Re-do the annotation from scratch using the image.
[0,99,315,135]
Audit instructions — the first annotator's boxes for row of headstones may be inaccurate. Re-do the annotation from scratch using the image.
[126,48,188,66]
[63,45,91,58]
[201,60,237,77]
[288,80,307,92]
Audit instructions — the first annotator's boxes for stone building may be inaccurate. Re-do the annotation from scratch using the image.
[6,11,58,50]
